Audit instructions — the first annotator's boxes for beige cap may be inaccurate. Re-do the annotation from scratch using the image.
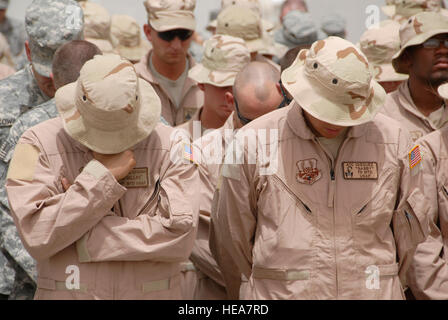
[216,5,265,53]
[55,54,161,154]
[0,33,14,68]
[392,11,448,74]
[438,82,448,99]
[383,0,443,18]
[360,20,408,82]
[282,36,386,126]
[259,32,289,59]
[111,15,151,62]
[144,0,196,32]
[189,35,250,87]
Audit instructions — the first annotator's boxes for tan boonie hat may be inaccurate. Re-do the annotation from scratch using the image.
[111,15,151,62]
[81,2,111,40]
[189,35,250,87]
[282,36,386,126]
[216,5,265,53]
[55,54,161,154]
[207,0,274,32]
[144,0,196,32]
[392,11,448,74]
[383,0,442,19]
[438,82,448,99]
[360,20,408,82]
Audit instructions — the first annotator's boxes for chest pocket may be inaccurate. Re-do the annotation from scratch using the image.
[255,175,316,266]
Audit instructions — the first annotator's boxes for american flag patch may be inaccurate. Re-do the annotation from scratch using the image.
[183,143,194,163]
[409,145,422,169]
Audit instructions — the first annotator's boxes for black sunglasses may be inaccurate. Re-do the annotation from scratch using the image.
[157,29,193,42]
[234,98,253,125]
[278,80,292,109]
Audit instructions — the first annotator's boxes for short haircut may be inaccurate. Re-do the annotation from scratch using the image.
[280,44,310,72]
[233,61,280,106]
[52,40,102,89]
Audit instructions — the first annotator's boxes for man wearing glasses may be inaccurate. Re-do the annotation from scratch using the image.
[135,0,204,126]
[383,11,448,142]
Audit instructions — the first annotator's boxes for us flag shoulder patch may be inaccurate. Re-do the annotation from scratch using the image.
[409,145,422,170]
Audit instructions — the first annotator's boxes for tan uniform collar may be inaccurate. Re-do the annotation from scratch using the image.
[396,81,448,130]
[286,102,367,141]
[137,49,197,86]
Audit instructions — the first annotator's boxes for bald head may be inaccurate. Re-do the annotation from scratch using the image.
[233,61,282,122]
[52,40,102,89]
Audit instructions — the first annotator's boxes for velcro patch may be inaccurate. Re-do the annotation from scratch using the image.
[342,162,378,180]
[7,143,40,181]
[120,167,149,188]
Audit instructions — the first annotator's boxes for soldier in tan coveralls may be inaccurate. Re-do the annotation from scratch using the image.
[177,34,251,137]
[383,12,448,141]
[5,54,199,299]
[135,0,204,126]
[403,83,448,299]
[214,36,429,300]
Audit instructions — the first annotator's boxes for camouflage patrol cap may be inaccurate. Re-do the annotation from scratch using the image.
[360,20,408,82]
[216,5,265,53]
[25,0,84,77]
[392,11,448,74]
[0,0,9,10]
[274,10,327,49]
[144,0,196,32]
[111,15,151,62]
[56,54,161,154]
[321,13,346,38]
[281,36,386,126]
[189,35,250,87]
[438,82,448,99]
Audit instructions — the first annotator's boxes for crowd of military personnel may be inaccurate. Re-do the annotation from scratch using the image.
[0,0,447,300]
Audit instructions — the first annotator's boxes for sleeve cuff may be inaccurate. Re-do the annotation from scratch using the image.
[82,159,111,180]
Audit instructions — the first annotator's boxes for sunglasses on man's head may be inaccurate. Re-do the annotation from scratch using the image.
[234,98,253,125]
[157,29,194,42]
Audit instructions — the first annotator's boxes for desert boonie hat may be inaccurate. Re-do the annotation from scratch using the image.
[144,0,196,32]
[392,11,448,74]
[111,15,151,62]
[55,54,161,154]
[189,35,250,87]
[216,5,265,53]
[282,36,386,126]
[360,20,409,82]
[25,0,84,77]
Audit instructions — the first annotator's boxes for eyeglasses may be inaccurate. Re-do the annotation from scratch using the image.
[157,29,193,42]
[278,80,292,109]
[234,98,253,125]
[422,38,448,49]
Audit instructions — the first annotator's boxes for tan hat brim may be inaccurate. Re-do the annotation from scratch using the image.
[116,41,151,62]
[392,28,448,73]
[56,79,161,154]
[86,38,117,55]
[150,15,196,32]
[371,63,409,82]
[438,83,448,99]
[381,5,396,18]
[188,63,237,87]
[245,38,266,53]
[282,63,386,126]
